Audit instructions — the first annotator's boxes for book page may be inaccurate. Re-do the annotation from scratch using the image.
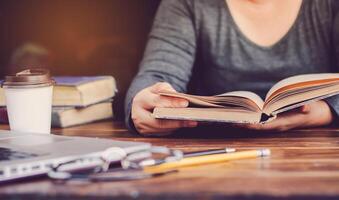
[263,84,339,115]
[216,91,264,109]
[270,92,339,117]
[159,91,264,111]
[265,73,339,101]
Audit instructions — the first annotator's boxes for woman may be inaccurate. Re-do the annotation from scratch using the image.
[125,0,339,136]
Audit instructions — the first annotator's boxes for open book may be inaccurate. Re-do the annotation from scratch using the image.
[153,74,339,123]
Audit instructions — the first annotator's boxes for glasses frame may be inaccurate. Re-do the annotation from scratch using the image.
[47,146,183,182]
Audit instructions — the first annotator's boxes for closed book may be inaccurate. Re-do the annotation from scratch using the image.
[0,76,117,107]
[0,90,4,107]
[0,107,8,124]
[0,102,113,128]
[52,101,113,128]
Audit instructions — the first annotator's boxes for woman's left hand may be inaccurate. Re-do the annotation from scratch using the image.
[238,100,334,132]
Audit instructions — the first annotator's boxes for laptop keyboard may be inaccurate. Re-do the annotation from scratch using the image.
[0,147,38,161]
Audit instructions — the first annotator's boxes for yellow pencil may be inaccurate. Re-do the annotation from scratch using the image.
[144,149,270,173]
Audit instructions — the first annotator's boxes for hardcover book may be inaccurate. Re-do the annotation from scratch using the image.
[52,101,113,128]
[0,76,117,107]
[0,101,113,128]
[153,74,339,123]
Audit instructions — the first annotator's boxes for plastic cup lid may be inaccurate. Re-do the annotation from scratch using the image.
[2,69,55,88]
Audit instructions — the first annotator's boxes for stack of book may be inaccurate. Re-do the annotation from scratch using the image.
[0,76,117,128]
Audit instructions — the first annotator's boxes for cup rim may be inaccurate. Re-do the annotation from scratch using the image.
[2,69,55,88]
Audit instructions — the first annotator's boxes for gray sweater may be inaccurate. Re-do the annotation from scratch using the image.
[125,0,339,133]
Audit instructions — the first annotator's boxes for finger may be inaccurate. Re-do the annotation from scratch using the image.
[133,108,197,134]
[145,108,198,129]
[248,111,308,131]
[149,118,198,130]
[136,125,177,136]
[231,123,252,129]
[299,104,311,113]
[235,102,320,132]
[137,119,197,135]
[235,123,268,130]
[138,124,184,136]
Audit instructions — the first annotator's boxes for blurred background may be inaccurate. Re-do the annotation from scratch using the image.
[0,0,160,119]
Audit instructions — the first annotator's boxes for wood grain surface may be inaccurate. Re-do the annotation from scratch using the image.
[0,121,339,200]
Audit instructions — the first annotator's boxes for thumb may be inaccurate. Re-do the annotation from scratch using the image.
[150,82,176,94]
[153,95,189,108]
[149,82,188,108]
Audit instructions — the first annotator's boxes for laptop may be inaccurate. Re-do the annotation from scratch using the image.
[0,130,151,183]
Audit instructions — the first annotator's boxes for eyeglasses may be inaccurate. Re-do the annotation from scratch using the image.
[47,146,183,182]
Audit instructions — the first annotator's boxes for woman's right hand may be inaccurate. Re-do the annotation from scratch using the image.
[131,82,198,136]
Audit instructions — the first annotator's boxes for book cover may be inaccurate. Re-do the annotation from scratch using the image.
[53,76,113,86]
[0,76,117,107]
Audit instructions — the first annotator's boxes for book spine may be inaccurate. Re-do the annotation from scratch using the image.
[51,111,63,128]
[0,107,9,124]
[0,107,65,127]
[259,113,276,124]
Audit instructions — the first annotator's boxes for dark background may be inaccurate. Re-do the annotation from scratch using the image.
[0,0,161,119]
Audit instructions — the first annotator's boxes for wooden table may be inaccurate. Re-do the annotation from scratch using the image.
[0,121,339,200]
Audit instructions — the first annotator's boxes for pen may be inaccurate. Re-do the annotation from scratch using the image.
[184,148,236,158]
[138,148,236,167]
[144,149,271,173]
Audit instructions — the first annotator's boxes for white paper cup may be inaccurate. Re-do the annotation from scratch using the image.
[2,69,54,134]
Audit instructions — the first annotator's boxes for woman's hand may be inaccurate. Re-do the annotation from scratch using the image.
[238,100,334,131]
[131,82,198,136]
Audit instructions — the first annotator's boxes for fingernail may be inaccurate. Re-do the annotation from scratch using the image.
[180,101,188,107]
[301,105,311,113]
